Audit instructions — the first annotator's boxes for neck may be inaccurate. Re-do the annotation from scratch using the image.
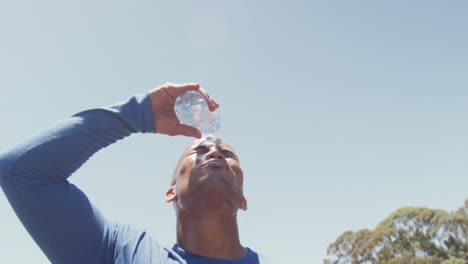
[176,209,245,259]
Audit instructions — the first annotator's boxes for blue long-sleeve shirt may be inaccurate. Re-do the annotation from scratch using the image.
[0,93,274,264]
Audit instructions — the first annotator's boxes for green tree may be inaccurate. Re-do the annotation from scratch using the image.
[324,201,468,263]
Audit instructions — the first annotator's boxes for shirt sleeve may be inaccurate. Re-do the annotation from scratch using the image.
[0,93,155,264]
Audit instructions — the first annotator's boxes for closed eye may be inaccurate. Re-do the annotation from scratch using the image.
[221,149,238,161]
[195,145,210,153]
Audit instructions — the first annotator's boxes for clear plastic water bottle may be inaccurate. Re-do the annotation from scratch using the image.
[174,90,221,136]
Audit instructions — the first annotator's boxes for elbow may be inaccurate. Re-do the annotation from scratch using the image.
[0,158,6,189]
[0,154,8,188]
[0,150,16,188]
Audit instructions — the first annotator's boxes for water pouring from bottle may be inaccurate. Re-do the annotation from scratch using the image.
[174,90,221,136]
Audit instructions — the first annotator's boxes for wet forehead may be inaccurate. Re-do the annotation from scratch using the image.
[187,136,235,152]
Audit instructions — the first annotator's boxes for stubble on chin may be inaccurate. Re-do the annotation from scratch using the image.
[193,171,234,193]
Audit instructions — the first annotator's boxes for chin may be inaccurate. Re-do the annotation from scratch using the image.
[190,175,236,196]
[198,171,231,184]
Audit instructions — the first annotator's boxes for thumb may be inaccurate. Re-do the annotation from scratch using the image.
[174,124,202,138]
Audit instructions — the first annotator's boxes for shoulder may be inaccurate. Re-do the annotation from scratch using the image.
[111,223,172,263]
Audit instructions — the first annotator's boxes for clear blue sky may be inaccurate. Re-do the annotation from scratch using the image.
[1,1,467,263]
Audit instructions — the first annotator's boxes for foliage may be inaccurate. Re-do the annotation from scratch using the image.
[324,200,468,263]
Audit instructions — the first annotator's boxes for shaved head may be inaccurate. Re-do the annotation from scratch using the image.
[171,136,237,186]
[166,136,246,214]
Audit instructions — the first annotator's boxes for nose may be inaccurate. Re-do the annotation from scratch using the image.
[207,149,225,160]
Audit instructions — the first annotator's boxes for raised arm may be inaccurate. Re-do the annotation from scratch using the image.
[0,83,218,264]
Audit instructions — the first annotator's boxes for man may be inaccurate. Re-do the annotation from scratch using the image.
[0,83,275,264]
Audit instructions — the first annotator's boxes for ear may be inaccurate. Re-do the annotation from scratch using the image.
[165,185,177,203]
[240,196,248,211]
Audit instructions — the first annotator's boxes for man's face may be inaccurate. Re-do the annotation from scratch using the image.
[167,137,246,212]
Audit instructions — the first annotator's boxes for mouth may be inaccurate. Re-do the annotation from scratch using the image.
[202,160,228,169]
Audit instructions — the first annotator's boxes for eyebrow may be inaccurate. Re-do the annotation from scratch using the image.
[193,143,239,160]
[219,147,239,160]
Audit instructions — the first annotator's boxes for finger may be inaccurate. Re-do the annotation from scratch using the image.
[175,124,202,139]
[198,87,220,112]
[175,83,200,93]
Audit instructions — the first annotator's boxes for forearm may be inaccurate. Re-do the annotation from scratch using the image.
[0,93,155,184]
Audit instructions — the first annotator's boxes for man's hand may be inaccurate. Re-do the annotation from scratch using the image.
[148,82,219,138]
